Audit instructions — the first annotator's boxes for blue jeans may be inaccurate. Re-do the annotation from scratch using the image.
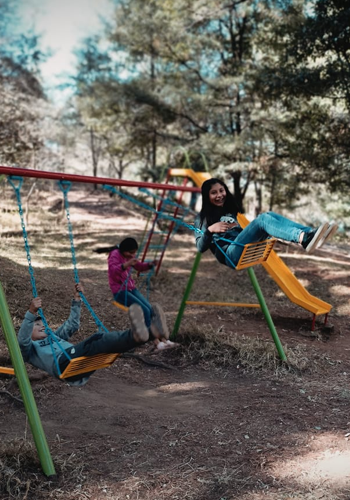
[225,211,312,268]
[58,328,138,382]
[114,288,153,327]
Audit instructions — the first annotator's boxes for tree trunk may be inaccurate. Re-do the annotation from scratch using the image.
[254,181,262,216]
[90,128,99,190]
[229,170,245,213]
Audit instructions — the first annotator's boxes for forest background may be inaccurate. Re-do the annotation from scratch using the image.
[1,0,349,222]
[1,2,350,498]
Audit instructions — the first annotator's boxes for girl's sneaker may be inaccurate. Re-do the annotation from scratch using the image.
[156,341,166,350]
[129,304,149,343]
[301,223,328,253]
[165,340,178,348]
[316,222,338,249]
[150,303,170,340]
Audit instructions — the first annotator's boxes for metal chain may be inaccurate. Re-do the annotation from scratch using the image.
[58,181,109,334]
[7,176,71,373]
[102,184,238,268]
[102,184,203,236]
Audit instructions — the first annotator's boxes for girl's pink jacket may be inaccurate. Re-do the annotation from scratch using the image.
[107,248,151,294]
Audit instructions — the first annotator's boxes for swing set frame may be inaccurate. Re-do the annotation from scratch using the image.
[0,165,199,477]
[171,243,288,362]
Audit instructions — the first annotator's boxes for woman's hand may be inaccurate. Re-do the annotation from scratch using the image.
[208,222,230,233]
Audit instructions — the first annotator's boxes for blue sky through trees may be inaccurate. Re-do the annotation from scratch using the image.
[17,0,113,103]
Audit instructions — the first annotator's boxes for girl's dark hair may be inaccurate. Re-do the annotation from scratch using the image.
[94,237,138,255]
[199,178,239,225]
[119,237,138,253]
[94,244,119,254]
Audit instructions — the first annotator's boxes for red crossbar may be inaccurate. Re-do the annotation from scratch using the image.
[0,166,200,193]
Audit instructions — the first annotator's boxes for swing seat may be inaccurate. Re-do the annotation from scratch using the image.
[59,352,120,380]
[235,239,276,271]
[112,301,129,311]
[0,367,15,376]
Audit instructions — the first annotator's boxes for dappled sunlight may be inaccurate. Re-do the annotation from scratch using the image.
[296,278,312,288]
[331,284,350,315]
[165,249,197,261]
[167,266,195,275]
[158,381,212,393]
[271,433,350,489]
[331,284,350,297]
[279,251,350,268]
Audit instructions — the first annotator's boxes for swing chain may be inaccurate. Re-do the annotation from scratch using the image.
[58,181,109,334]
[7,176,71,373]
[102,184,240,268]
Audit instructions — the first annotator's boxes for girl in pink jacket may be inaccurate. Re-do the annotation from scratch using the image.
[96,238,174,349]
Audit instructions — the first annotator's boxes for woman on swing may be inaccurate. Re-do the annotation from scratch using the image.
[195,178,338,267]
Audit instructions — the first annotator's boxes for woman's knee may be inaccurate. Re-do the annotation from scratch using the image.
[256,212,268,228]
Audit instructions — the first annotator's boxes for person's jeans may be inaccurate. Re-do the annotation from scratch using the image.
[58,329,138,381]
[114,288,153,327]
[225,211,312,268]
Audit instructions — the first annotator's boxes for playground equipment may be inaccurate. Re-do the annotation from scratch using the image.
[0,167,199,379]
[238,213,332,330]
[167,168,212,191]
[138,186,195,269]
[140,172,192,274]
[0,165,200,477]
[101,183,182,278]
[0,164,333,359]
[0,367,15,375]
[58,352,119,379]
[172,212,332,356]
[140,167,211,274]
[172,236,288,361]
[6,176,121,381]
[0,281,56,476]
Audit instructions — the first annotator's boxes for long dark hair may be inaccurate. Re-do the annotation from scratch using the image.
[199,178,239,225]
[94,237,138,255]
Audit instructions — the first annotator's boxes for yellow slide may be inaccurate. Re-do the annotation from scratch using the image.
[168,168,212,187]
[237,214,332,316]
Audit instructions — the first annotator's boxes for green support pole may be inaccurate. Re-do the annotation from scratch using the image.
[247,267,287,362]
[0,282,56,477]
[171,252,202,339]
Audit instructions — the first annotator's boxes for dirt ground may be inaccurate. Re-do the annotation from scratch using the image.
[0,182,350,500]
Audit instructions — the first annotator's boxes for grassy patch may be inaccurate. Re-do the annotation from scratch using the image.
[177,321,332,375]
[0,438,86,500]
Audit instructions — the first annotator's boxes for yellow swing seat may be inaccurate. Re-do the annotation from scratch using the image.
[0,366,15,376]
[112,301,129,311]
[235,238,276,271]
[59,352,120,380]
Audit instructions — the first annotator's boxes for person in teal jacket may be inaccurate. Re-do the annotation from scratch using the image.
[17,283,168,386]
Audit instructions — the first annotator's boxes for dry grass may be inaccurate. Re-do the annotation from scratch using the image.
[0,438,87,500]
[177,320,334,376]
[1,184,350,500]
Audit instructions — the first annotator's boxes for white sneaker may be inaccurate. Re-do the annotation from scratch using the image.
[301,223,329,253]
[165,340,178,348]
[129,304,149,343]
[156,341,166,350]
[316,222,338,249]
